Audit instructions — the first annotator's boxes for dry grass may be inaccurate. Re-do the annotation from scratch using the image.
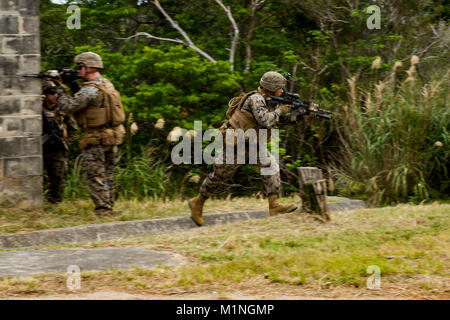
[0,202,448,299]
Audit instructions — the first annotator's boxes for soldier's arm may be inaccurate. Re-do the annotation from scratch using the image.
[246,95,282,129]
[56,86,98,114]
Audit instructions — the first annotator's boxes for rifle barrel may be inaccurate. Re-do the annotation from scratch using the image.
[22,74,44,78]
[316,113,331,120]
[269,94,333,120]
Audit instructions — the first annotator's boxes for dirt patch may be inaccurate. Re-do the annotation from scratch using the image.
[2,275,448,300]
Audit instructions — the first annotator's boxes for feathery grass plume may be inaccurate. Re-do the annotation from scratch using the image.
[404,65,416,83]
[188,175,200,183]
[406,65,416,77]
[347,76,357,106]
[130,122,138,135]
[365,92,373,112]
[392,61,403,71]
[155,118,165,130]
[374,81,386,105]
[410,55,420,65]
[422,78,443,101]
[127,112,134,124]
[422,83,432,101]
[167,127,183,142]
[387,61,403,86]
[371,56,382,69]
[333,70,449,205]
[185,129,196,138]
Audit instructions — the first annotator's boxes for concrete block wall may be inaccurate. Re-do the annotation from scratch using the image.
[0,0,42,207]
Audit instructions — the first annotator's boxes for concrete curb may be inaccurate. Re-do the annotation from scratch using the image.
[0,197,367,249]
[0,248,185,278]
[327,197,368,211]
[0,210,267,249]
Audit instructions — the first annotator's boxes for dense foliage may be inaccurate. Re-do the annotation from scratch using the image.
[41,0,449,204]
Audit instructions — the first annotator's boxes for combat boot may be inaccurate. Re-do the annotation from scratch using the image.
[268,194,297,216]
[188,194,207,226]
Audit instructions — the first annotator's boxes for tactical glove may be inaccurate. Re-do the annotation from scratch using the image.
[277,104,292,115]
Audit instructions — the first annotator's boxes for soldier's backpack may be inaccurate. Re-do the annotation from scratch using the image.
[80,80,125,128]
[226,90,258,119]
[94,81,125,126]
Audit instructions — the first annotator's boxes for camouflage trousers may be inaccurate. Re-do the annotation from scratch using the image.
[81,145,117,211]
[199,143,280,198]
[43,150,68,202]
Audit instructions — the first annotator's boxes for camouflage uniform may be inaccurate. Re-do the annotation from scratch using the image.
[199,90,282,197]
[190,71,297,226]
[56,75,118,212]
[42,86,77,203]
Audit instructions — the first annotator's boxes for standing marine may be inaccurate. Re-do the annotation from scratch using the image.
[55,52,126,216]
[189,71,298,226]
[42,79,78,203]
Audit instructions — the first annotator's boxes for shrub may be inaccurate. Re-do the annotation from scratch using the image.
[332,59,449,205]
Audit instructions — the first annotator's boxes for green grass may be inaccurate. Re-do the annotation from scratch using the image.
[0,203,447,298]
[155,204,449,288]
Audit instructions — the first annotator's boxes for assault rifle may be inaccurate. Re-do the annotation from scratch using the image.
[22,69,79,83]
[42,110,68,151]
[22,69,81,94]
[267,92,332,121]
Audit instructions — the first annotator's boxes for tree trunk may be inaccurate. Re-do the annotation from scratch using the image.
[298,167,330,221]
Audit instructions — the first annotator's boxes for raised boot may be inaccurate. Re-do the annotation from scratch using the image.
[268,193,297,216]
[188,194,207,226]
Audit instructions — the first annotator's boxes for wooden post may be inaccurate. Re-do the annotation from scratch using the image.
[298,167,330,221]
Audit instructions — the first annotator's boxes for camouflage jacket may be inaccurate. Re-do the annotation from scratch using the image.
[241,88,282,129]
[56,75,107,114]
[42,98,78,151]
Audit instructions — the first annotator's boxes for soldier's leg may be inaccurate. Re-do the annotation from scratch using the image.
[43,154,53,202]
[199,160,240,197]
[44,151,68,202]
[253,151,296,215]
[252,151,280,196]
[104,145,117,209]
[190,146,240,226]
[52,151,68,201]
[81,145,112,212]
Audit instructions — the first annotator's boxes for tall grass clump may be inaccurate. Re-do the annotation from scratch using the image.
[333,57,449,206]
[64,154,90,200]
[114,146,172,200]
[64,145,173,201]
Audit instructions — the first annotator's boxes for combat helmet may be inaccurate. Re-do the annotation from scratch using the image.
[259,71,287,92]
[42,79,56,94]
[74,52,103,69]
